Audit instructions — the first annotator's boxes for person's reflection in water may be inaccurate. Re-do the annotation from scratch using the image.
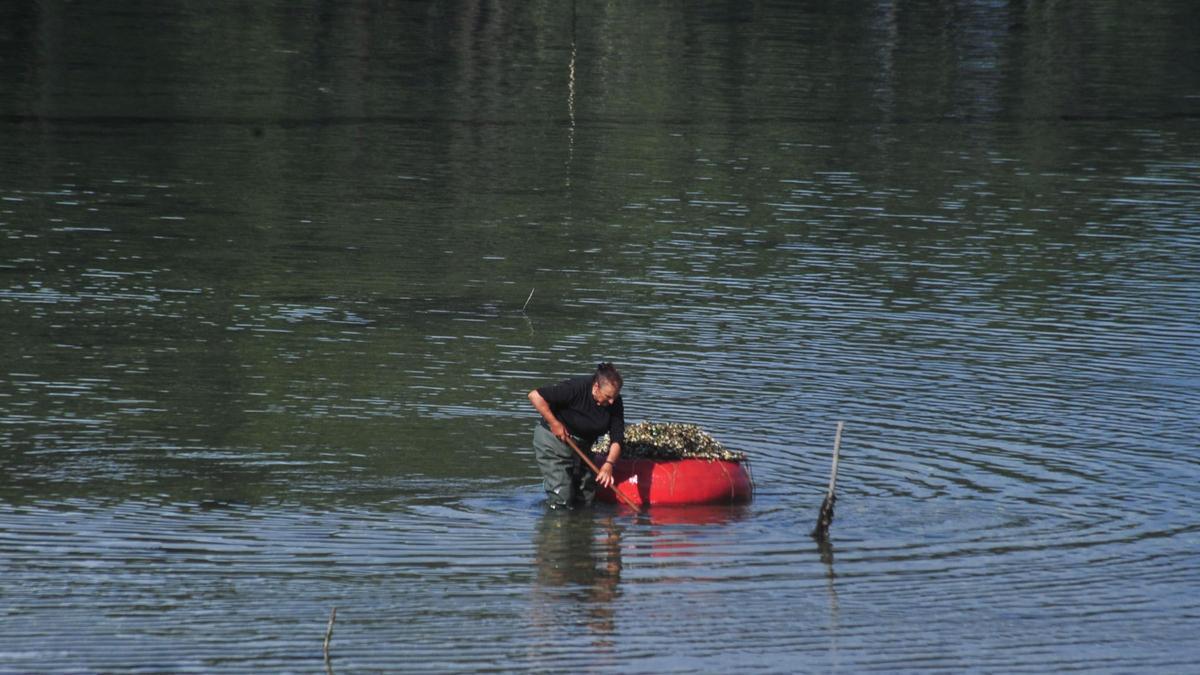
[531,511,623,649]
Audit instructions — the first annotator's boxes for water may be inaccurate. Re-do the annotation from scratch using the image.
[2,1,1199,672]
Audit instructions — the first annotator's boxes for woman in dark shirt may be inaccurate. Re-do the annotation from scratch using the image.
[527,363,625,509]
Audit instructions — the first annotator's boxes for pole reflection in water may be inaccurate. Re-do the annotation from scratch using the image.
[817,538,840,667]
[531,512,624,650]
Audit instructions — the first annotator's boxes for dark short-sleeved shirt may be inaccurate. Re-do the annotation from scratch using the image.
[537,375,625,448]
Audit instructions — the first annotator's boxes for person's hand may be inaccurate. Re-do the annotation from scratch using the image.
[596,461,615,488]
[549,419,570,443]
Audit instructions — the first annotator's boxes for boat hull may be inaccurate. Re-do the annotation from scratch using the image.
[595,455,753,506]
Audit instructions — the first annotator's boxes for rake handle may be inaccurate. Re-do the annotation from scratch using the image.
[561,435,642,511]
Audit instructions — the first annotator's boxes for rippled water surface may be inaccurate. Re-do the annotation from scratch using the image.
[2,1,1199,672]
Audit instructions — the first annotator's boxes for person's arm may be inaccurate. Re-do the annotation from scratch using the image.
[595,440,621,488]
[595,398,624,488]
[528,389,570,441]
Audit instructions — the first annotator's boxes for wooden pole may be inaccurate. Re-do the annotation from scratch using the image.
[812,422,844,542]
[561,435,642,511]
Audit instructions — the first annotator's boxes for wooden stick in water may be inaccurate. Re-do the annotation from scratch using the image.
[323,607,337,662]
[521,288,535,312]
[812,421,844,542]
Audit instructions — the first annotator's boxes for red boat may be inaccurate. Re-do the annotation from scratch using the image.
[595,455,753,507]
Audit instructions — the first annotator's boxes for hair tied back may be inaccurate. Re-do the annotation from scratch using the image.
[593,362,623,389]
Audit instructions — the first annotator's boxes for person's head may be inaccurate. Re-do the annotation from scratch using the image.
[591,362,623,407]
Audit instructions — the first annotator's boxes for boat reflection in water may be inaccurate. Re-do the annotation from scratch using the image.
[632,503,752,561]
[640,503,750,526]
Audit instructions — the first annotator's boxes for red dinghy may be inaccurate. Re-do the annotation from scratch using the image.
[595,455,753,507]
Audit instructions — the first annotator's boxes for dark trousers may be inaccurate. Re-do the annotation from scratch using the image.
[533,423,595,509]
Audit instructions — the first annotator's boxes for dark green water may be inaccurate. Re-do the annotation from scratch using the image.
[2,1,1198,672]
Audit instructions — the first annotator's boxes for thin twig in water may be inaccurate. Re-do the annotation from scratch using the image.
[522,288,535,312]
[323,607,338,662]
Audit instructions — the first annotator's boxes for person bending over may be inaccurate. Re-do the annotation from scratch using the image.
[527,363,625,509]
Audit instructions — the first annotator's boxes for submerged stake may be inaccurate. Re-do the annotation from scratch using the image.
[812,421,844,542]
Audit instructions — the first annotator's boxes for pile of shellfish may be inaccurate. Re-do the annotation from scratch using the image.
[592,421,746,462]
